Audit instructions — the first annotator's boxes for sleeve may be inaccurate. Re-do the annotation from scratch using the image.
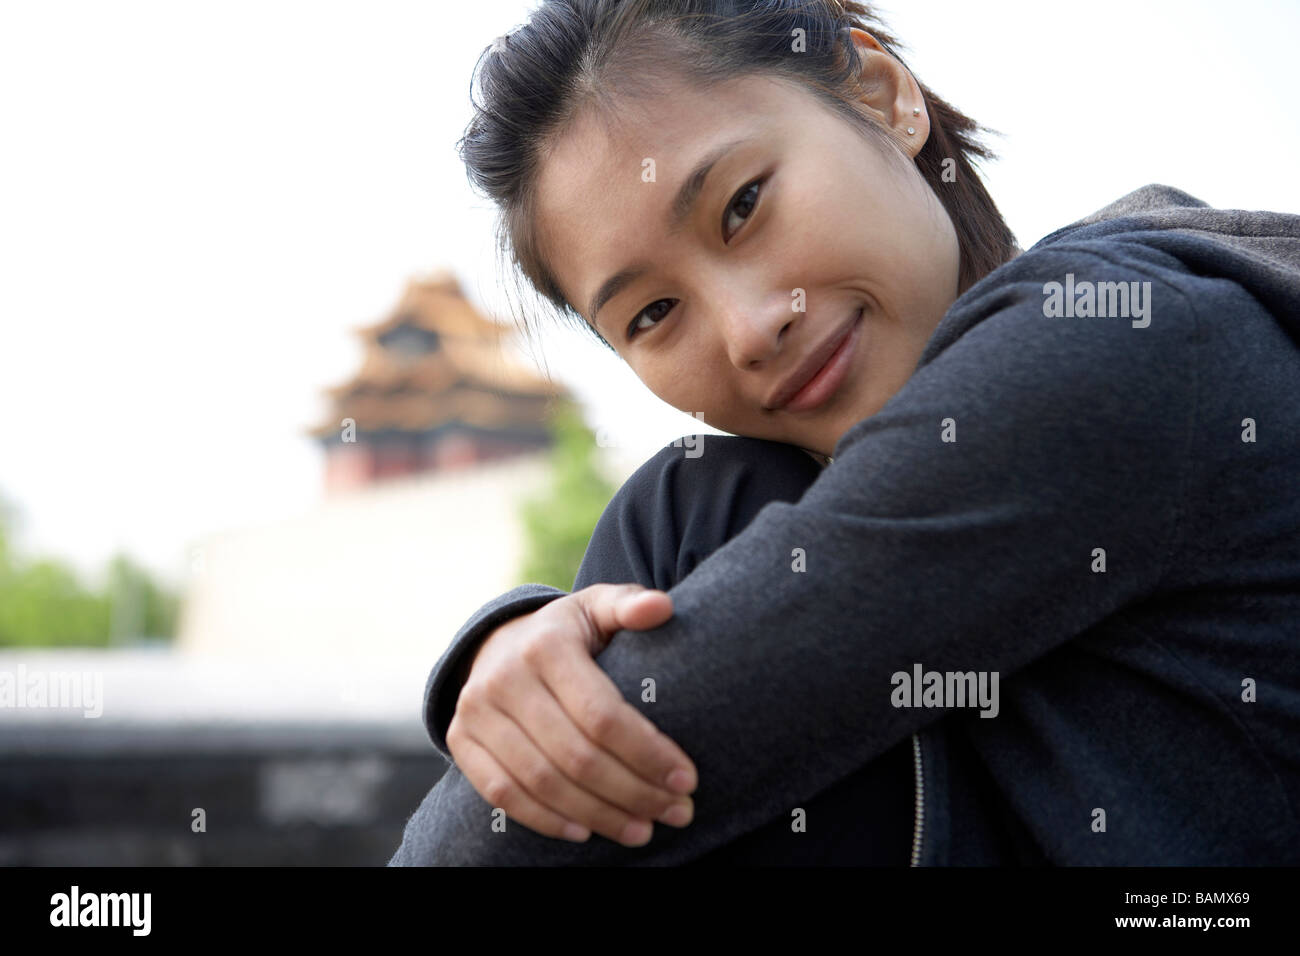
[422,584,568,762]
[388,243,1203,865]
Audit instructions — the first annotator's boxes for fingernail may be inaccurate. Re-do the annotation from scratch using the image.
[658,803,693,827]
[562,822,590,842]
[620,820,653,846]
[666,768,694,793]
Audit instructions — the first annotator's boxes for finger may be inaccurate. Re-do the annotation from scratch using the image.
[495,671,696,826]
[452,732,595,844]
[541,637,699,796]
[614,588,674,631]
[579,584,673,637]
[466,704,660,847]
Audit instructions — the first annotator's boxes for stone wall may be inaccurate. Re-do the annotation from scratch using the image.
[0,720,448,866]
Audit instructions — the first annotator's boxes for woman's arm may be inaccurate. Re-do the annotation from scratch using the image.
[391,242,1203,865]
[422,429,825,764]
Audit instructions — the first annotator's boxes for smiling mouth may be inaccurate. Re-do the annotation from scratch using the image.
[765,307,864,413]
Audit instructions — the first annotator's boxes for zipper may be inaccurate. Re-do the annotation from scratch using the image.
[909,732,925,866]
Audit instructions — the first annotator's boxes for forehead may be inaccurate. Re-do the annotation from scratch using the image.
[533,74,811,316]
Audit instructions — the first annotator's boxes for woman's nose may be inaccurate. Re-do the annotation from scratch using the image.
[719,302,796,370]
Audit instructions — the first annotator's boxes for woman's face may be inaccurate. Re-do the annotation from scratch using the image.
[533,36,961,457]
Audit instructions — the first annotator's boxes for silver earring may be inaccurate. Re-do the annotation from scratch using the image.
[912,107,921,116]
[906,126,915,135]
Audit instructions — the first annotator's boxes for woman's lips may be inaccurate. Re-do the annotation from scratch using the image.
[779,307,864,413]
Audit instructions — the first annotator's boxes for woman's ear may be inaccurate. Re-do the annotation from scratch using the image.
[845,27,929,157]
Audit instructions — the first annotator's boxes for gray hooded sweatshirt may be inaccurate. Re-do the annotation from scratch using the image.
[389,184,1300,865]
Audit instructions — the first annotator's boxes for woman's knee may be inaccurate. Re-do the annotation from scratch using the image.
[573,435,825,592]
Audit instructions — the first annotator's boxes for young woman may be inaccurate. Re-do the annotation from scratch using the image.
[390,0,1300,865]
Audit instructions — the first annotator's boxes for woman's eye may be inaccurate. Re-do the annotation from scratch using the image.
[723,178,763,241]
[624,178,764,342]
[627,298,676,340]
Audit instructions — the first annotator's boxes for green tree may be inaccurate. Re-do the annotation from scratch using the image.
[0,557,110,647]
[518,401,618,590]
[104,552,181,644]
[0,494,179,647]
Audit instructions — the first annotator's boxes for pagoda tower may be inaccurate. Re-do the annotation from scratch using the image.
[309,269,568,494]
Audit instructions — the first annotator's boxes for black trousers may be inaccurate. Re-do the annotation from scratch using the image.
[572,435,913,865]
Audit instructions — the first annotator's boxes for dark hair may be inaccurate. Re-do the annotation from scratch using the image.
[458,0,1017,357]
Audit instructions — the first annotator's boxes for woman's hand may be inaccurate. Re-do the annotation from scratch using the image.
[446,583,698,847]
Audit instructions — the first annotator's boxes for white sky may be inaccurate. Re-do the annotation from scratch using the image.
[1,0,1297,587]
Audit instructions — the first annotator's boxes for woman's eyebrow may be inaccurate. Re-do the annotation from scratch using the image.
[586,135,757,326]
[667,135,755,235]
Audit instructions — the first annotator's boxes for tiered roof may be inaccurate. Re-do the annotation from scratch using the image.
[309,270,566,437]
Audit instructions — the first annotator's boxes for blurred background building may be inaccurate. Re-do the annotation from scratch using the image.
[311,269,561,492]
[177,269,576,662]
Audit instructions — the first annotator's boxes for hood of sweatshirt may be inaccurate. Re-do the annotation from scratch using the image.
[1036,184,1300,343]
[920,184,1300,368]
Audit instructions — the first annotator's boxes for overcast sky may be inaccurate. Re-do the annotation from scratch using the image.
[1,0,1297,586]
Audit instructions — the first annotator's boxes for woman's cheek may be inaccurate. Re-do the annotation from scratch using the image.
[636,366,697,418]
[772,182,828,249]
